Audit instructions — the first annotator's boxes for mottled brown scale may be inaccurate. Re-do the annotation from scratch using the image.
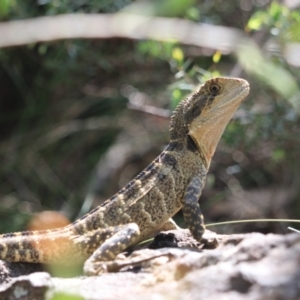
[0,77,249,275]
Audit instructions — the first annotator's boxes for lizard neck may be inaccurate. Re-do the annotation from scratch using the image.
[188,99,241,168]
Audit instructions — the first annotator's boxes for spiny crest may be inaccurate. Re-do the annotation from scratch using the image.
[169,84,204,140]
[169,98,188,140]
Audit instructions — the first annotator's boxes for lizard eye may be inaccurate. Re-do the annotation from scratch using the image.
[209,83,221,94]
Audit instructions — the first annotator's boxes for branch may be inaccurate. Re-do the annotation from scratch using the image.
[0,13,242,50]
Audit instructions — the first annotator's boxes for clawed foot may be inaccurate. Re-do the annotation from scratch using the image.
[200,230,218,249]
[84,259,125,275]
[84,261,108,275]
[83,250,169,275]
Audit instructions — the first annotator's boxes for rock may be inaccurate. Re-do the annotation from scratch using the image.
[0,231,300,300]
[0,272,52,300]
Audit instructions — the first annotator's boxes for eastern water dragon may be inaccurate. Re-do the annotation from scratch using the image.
[0,77,249,275]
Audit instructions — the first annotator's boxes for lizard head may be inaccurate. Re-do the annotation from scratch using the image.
[170,77,249,169]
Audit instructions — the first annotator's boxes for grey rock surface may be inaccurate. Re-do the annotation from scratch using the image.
[0,231,299,300]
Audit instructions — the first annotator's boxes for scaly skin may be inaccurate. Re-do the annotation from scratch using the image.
[0,77,249,275]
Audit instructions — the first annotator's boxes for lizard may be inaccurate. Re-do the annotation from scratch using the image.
[0,77,249,275]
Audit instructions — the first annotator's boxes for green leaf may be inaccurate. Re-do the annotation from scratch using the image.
[269,2,288,21]
[212,50,222,63]
[271,149,285,163]
[247,11,268,30]
[158,0,196,17]
[51,293,84,300]
[185,6,200,21]
[237,39,300,112]
[286,22,300,42]
[291,10,300,22]
[172,47,184,64]
[0,0,14,18]
[171,88,183,108]
[122,0,196,17]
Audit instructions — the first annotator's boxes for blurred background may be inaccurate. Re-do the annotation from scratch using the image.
[0,0,300,236]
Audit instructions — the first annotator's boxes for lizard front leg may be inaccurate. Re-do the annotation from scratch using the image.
[182,175,205,241]
[75,223,140,275]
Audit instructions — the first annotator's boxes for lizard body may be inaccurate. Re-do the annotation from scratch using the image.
[0,77,249,275]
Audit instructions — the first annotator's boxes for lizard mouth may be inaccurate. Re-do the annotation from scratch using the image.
[215,79,249,110]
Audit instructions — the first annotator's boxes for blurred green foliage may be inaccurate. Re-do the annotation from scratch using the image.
[51,292,84,300]
[0,0,300,236]
[247,1,300,38]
